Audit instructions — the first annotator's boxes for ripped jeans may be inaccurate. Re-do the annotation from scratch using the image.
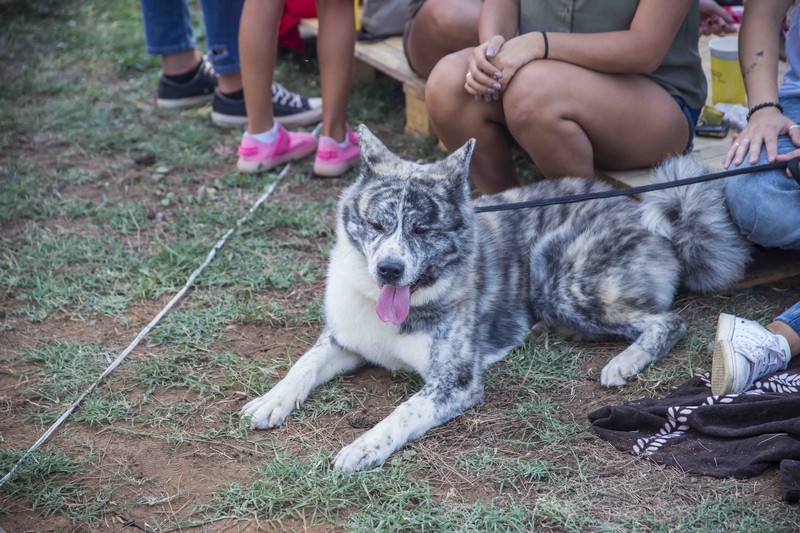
[140,0,244,75]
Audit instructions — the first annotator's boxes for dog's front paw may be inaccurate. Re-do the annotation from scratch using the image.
[333,438,390,473]
[241,378,309,429]
[600,345,651,387]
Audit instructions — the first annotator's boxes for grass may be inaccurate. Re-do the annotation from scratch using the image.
[2,0,800,531]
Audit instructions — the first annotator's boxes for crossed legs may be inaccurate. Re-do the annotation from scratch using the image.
[426,49,692,193]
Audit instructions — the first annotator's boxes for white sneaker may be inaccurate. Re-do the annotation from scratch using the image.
[711,313,791,395]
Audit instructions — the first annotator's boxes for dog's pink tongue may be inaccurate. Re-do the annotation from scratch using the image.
[376,285,411,325]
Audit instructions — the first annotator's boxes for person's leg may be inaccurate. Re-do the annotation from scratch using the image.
[239,0,281,134]
[236,0,317,173]
[312,0,361,177]
[426,48,518,193]
[141,0,198,68]
[723,94,800,250]
[711,302,799,395]
[141,0,217,109]
[403,0,482,78]
[315,0,355,142]
[502,60,690,179]
[200,0,244,93]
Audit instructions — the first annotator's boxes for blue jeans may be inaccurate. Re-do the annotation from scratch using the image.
[776,300,800,337]
[724,94,800,250]
[140,0,244,75]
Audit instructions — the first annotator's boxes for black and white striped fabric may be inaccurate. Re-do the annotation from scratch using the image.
[590,358,800,502]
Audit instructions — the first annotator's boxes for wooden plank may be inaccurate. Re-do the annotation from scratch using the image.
[737,248,800,288]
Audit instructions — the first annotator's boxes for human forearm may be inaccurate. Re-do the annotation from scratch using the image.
[478,0,519,42]
[541,0,693,73]
[738,0,790,106]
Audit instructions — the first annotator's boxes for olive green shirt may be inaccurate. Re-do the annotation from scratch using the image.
[519,0,707,110]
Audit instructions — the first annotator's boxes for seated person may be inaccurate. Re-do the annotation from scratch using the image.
[425,0,706,194]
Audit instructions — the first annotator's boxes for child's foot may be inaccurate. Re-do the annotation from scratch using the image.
[711,313,791,395]
[237,124,317,173]
[157,56,217,109]
[313,126,360,177]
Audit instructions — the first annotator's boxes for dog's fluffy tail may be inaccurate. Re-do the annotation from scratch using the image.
[640,155,751,293]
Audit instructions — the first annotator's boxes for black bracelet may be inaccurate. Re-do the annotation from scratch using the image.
[541,31,549,60]
[746,101,783,121]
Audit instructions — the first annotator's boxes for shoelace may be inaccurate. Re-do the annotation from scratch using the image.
[272,82,303,108]
[740,334,786,382]
[200,56,215,78]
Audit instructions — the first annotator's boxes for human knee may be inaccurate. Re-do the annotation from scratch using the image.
[425,53,467,123]
[502,64,558,130]
[725,175,800,249]
[419,0,475,42]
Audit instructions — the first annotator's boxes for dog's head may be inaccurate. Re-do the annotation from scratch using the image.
[337,125,476,325]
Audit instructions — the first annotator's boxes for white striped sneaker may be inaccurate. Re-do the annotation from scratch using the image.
[711,313,791,395]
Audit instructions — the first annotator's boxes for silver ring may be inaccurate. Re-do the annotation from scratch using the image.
[790,124,800,131]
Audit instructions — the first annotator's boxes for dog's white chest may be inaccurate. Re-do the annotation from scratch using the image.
[325,283,432,376]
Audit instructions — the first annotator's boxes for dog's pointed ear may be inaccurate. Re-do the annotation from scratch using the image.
[357,124,404,174]
[439,138,476,186]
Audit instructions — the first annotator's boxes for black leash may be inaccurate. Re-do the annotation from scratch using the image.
[473,158,800,214]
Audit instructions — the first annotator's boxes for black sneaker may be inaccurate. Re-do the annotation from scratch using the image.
[272,82,322,127]
[211,89,247,128]
[156,56,217,109]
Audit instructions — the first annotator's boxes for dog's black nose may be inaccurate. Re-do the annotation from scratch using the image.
[377,260,404,283]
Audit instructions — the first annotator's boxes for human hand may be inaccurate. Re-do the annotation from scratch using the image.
[489,33,543,92]
[465,35,506,102]
[725,107,797,168]
[699,0,738,35]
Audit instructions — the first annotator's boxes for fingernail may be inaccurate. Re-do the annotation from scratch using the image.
[494,71,502,79]
[474,95,480,102]
[492,82,501,90]
[487,48,496,57]
[487,88,495,94]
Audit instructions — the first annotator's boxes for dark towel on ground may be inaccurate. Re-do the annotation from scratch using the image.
[589,358,800,502]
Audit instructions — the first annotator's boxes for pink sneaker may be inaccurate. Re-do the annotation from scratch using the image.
[313,126,360,177]
[236,124,317,173]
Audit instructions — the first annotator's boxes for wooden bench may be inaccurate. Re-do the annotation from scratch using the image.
[299,19,432,137]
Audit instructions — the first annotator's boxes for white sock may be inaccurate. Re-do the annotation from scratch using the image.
[246,122,280,144]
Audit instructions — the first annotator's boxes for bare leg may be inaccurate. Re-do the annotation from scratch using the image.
[161,49,202,76]
[316,0,355,142]
[218,72,243,94]
[426,48,518,193]
[404,0,481,78]
[503,60,690,179]
[239,0,282,134]
[768,321,800,356]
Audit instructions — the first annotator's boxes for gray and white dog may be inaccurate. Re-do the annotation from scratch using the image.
[242,125,749,472]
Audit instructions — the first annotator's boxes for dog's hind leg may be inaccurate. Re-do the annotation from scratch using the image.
[242,329,364,429]
[600,311,686,387]
[333,368,483,472]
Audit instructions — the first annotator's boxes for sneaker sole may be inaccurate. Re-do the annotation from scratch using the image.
[157,94,214,110]
[211,112,248,128]
[275,106,323,128]
[312,157,359,177]
[237,143,317,174]
[710,314,736,395]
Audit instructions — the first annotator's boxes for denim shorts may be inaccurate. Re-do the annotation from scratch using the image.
[673,95,701,155]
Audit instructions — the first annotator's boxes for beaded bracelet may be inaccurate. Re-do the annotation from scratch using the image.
[746,101,784,121]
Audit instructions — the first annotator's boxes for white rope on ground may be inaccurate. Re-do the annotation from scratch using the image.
[0,164,291,490]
